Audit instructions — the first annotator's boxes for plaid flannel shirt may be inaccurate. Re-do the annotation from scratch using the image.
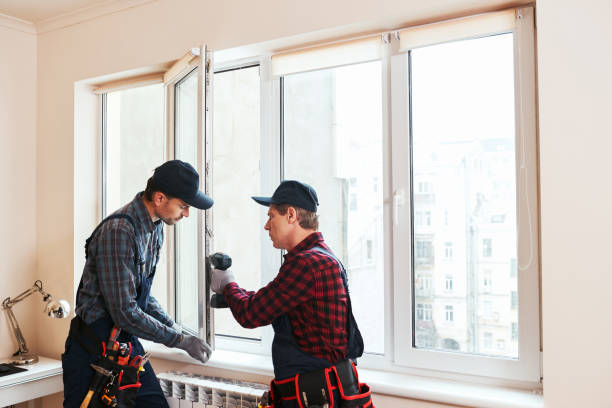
[76,193,182,347]
[224,232,349,363]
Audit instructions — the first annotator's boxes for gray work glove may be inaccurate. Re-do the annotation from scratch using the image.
[211,268,235,294]
[176,334,212,363]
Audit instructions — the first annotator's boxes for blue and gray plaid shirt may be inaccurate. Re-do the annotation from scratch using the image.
[76,192,181,347]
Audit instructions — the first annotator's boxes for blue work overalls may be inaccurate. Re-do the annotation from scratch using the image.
[271,247,364,408]
[62,214,168,408]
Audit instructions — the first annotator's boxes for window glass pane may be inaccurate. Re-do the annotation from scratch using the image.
[174,68,199,332]
[283,61,384,354]
[104,84,168,309]
[411,33,518,358]
[213,66,262,340]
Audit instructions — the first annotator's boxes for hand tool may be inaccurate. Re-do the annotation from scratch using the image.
[209,252,232,308]
[105,326,121,361]
[117,342,131,365]
[80,364,113,408]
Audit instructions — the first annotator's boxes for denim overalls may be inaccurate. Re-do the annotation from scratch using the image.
[62,214,168,408]
[271,247,364,407]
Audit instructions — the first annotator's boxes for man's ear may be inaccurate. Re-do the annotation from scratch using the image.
[287,207,298,224]
[152,191,167,207]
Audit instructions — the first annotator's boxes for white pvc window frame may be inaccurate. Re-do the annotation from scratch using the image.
[210,56,281,356]
[209,6,540,386]
[391,7,540,383]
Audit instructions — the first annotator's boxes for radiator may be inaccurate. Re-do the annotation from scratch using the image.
[158,371,268,408]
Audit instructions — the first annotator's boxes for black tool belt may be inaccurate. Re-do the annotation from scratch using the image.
[268,360,373,408]
[70,316,142,408]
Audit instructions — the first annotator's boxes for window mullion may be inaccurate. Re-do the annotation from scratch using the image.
[389,51,413,367]
[381,34,398,363]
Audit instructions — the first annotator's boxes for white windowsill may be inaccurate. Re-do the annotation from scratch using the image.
[142,341,543,408]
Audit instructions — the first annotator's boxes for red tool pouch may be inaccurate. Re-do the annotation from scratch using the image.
[295,366,336,408]
[332,360,374,408]
[89,343,142,408]
[267,360,374,408]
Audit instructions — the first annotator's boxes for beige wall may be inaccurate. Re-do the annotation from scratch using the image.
[0,23,37,359]
[537,0,612,407]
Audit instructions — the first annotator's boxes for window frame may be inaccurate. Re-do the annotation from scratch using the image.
[213,6,539,384]
[210,56,281,356]
[97,6,540,387]
[163,50,212,344]
[391,7,540,383]
[100,46,215,349]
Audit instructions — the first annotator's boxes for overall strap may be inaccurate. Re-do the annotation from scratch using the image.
[311,246,350,294]
[76,213,144,308]
[311,246,364,360]
[84,213,143,263]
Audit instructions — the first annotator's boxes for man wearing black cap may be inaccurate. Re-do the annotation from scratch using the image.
[211,180,372,408]
[62,160,213,408]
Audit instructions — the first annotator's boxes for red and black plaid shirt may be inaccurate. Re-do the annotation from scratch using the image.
[224,232,348,363]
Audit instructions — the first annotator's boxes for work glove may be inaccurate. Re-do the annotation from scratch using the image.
[176,333,212,363]
[211,268,235,294]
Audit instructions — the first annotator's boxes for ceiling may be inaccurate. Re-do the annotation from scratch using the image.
[0,0,111,23]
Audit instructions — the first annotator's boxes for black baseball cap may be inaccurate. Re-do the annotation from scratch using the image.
[252,180,319,213]
[151,160,213,210]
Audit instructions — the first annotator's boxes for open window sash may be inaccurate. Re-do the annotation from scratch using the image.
[164,45,214,349]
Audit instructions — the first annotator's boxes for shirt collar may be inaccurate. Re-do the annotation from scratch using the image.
[130,192,157,234]
[284,232,324,259]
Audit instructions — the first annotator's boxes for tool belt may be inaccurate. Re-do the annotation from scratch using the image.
[262,360,373,408]
[70,316,144,408]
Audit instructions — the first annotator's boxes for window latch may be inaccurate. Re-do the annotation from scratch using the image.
[393,189,405,226]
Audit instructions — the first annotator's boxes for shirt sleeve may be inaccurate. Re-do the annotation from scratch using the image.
[223,255,315,328]
[145,295,174,327]
[96,227,182,347]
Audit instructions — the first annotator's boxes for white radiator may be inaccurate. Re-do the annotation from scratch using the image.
[158,371,268,408]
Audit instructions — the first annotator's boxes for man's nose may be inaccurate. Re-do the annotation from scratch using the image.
[183,208,190,217]
[264,220,270,230]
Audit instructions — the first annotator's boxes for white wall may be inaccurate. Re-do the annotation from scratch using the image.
[537,1,612,407]
[0,20,37,359]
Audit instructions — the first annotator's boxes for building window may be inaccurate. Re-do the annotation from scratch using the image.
[511,291,518,310]
[491,214,506,223]
[444,242,453,259]
[482,269,492,292]
[445,305,454,322]
[445,276,453,292]
[417,303,432,321]
[415,240,433,261]
[482,238,493,257]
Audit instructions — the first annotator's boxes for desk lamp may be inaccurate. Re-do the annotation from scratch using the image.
[2,280,70,365]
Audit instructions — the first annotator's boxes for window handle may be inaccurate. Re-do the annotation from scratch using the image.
[393,189,405,226]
